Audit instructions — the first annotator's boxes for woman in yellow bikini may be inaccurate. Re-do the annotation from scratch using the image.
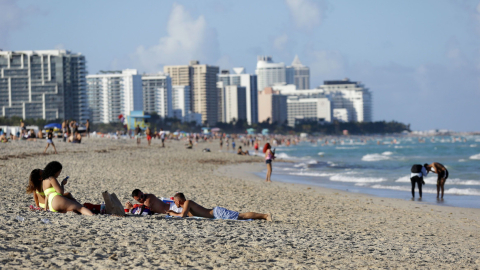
[27,168,78,209]
[41,161,94,216]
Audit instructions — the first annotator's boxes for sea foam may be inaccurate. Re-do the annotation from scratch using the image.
[361,152,392,161]
[470,153,480,160]
[330,174,386,183]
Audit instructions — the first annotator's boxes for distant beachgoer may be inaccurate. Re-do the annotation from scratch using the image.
[410,164,428,198]
[237,146,249,155]
[225,138,229,150]
[85,119,90,138]
[41,161,93,215]
[167,193,272,221]
[186,139,193,149]
[146,127,152,146]
[263,143,275,182]
[44,129,58,154]
[20,119,25,131]
[232,139,236,150]
[128,189,182,215]
[219,138,223,150]
[160,128,165,147]
[426,162,449,199]
[135,125,141,145]
[254,140,259,154]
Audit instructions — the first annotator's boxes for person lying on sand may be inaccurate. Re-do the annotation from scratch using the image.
[127,189,182,214]
[167,193,272,221]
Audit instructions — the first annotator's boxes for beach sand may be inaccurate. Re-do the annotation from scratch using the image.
[1,138,479,269]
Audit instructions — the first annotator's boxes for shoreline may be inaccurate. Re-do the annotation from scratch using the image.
[217,161,480,213]
[1,138,479,268]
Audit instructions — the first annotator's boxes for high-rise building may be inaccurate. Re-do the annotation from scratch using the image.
[142,73,172,118]
[272,79,373,123]
[286,55,310,90]
[86,69,143,124]
[287,96,331,127]
[255,56,287,92]
[164,60,219,126]
[258,87,287,124]
[218,67,258,124]
[0,50,88,121]
[172,85,192,121]
[216,81,225,123]
[223,85,246,123]
[322,79,372,122]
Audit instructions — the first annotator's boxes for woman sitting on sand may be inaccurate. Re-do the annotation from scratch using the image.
[26,169,47,209]
[27,168,78,208]
[41,161,93,215]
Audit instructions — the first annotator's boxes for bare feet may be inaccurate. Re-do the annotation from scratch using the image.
[266,213,273,222]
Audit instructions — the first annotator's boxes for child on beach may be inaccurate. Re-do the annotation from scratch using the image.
[167,193,272,221]
[44,129,58,154]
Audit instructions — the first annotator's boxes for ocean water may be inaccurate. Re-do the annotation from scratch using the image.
[254,135,480,209]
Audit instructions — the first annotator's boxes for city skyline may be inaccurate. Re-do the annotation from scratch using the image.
[1,0,479,131]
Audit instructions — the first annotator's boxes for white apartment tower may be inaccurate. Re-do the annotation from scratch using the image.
[164,60,219,126]
[172,85,191,121]
[223,85,247,123]
[286,55,310,90]
[286,96,331,127]
[142,73,172,118]
[86,69,143,124]
[255,56,287,92]
[218,68,258,124]
[322,79,372,122]
[0,50,88,121]
[272,79,373,123]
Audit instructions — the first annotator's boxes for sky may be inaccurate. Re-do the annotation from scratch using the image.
[1,0,479,131]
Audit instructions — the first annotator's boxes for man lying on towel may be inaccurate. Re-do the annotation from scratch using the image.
[127,189,182,214]
[167,193,272,221]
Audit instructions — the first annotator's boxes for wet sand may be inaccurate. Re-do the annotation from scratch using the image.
[1,137,479,269]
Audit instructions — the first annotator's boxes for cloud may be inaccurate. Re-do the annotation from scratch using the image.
[130,3,220,72]
[0,0,33,48]
[285,0,326,31]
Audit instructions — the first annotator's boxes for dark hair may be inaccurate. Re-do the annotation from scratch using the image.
[132,189,142,198]
[26,169,42,194]
[424,163,429,167]
[42,161,63,180]
[174,192,186,201]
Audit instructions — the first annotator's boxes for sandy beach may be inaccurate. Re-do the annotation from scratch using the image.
[1,137,479,269]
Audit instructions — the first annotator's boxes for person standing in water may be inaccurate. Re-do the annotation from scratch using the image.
[263,143,275,182]
[426,162,449,199]
[410,164,428,198]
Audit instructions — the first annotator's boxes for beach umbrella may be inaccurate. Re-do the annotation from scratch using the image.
[44,123,62,129]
